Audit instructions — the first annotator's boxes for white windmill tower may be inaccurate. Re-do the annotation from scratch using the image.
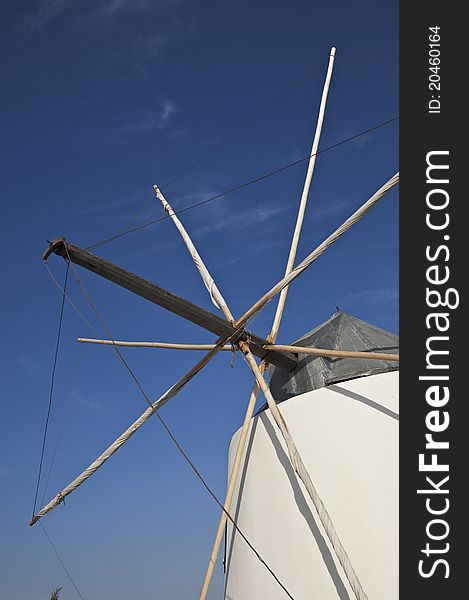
[224,311,399,600]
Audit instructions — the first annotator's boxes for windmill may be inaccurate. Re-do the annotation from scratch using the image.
[30,48,399,600]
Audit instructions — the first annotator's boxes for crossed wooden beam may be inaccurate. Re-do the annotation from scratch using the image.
[31,47,399,600]
[42,238,298,371]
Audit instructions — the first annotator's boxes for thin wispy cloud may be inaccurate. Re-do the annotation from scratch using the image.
[352,131,375,148]
[71,98,179,146]
[24,1,180,83]
[191,203,292,238]
[100,0,180,17]
[69,187,155,228]
[69,389,107,413]
[171,188,223,207]
[25,0,66,31]
[329,124,380,152]
[123,101,177,134]
[344,288,398,305]
[126,236,183,261]
[133,34,169,69]
[54,387,109,414]
[17,356,41,376]
[223,239,284,267]
[25,0,181,31]
[311,200,351,220]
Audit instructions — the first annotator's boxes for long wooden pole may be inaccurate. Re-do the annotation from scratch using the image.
[199,371,264,600]
[77,338,398,361]
[200,47,337,600]
[154,185,234,320]
[265,344,399,361]
[29,337,234,526]
[269,46,336,338]
[43,238,296,370]
[153,188,272,600]
[77,338,235,351]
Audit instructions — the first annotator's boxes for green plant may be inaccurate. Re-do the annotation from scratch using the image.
[50,587,62,600]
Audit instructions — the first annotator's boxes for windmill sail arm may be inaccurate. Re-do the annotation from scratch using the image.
[43,237,232,335]
[200,47,338,599]
[42,238,296,370]
[264,344,399,361]
[154,185,231,317]
[77,338,235,350]
[30,337,230,526]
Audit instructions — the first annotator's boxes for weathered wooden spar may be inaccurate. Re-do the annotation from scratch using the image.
[43,238,297,370]
[32,45,399,600]
[77,337,400,361]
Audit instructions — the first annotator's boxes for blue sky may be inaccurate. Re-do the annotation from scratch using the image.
[1,1,397,598]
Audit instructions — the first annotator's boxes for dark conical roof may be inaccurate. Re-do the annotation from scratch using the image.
[269,310,399,404]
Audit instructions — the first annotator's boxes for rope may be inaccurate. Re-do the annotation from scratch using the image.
[229,342,236,369]
[39,522,86,600]
[41,264,92,507]
[88,196,154,328]
[159,63,325,190]
[45,263,100,334]
[40,257,296,600]
[32,262,69,518]
[153,401,295,600]
[40,399,70,508]
[86,117,398,250]
[67,257,295,598]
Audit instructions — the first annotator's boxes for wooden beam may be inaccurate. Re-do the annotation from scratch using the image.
[264,344,399,362]
[30,338,231,526]
[200,47,338,600]
[43,238,297,370]
[77,338,235,351]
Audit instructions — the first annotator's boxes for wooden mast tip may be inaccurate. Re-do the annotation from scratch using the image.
[42,237,66,261]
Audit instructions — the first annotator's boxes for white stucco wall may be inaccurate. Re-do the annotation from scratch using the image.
[225,371,399,600]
